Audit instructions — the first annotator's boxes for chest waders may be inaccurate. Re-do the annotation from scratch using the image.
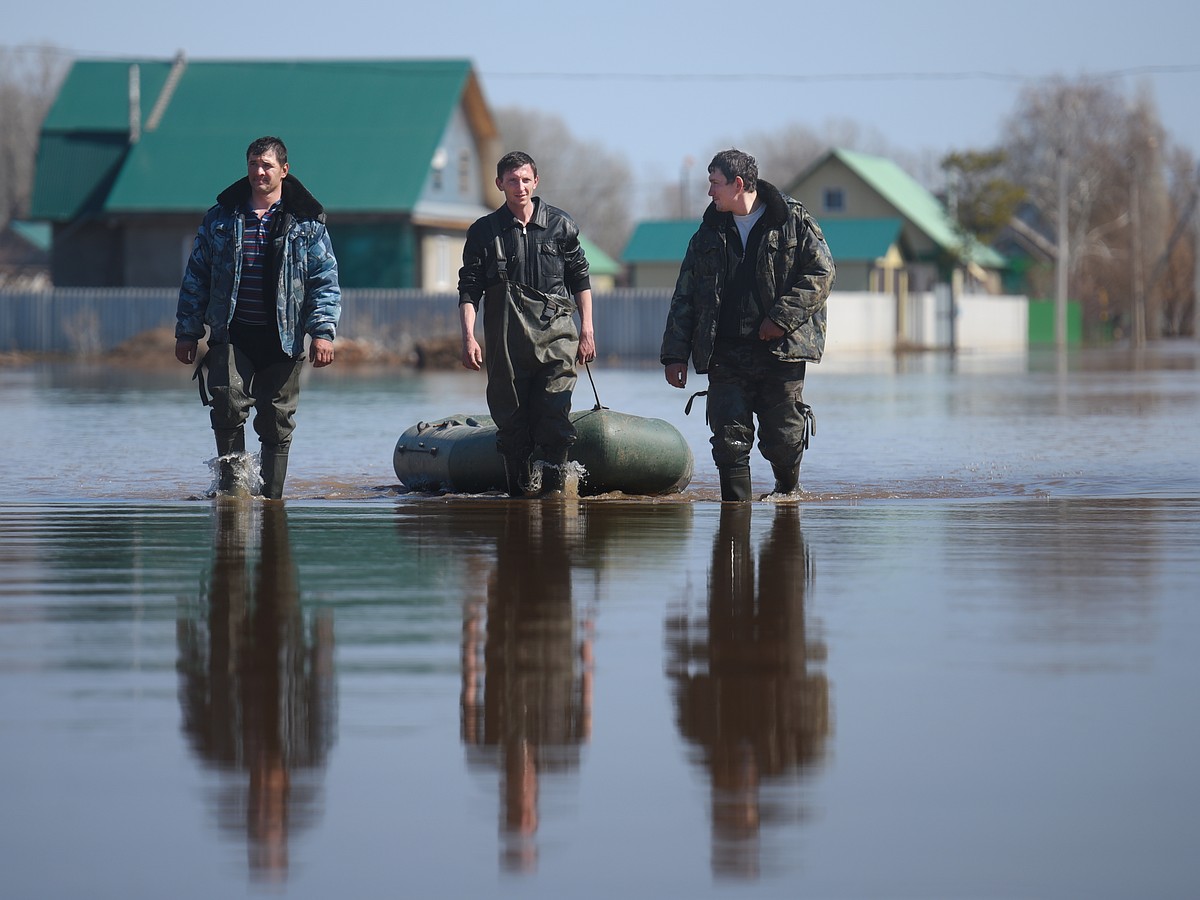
[194,330,304,500]
[482,222,579,495]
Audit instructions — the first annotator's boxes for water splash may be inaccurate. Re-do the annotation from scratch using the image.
[206,451,262,498]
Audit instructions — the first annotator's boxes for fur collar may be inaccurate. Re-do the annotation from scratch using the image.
[701,179,788,229]
[215,174,326,222]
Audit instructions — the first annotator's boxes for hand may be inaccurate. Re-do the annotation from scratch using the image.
[759,318,786,340]
[576,328,596,364]
[665,363,688,389]
[309,337,335,367]
[175,339,198,365]
[461,336,483,371]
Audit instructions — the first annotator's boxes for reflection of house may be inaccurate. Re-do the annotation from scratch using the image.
[786,148,1007,294]
[31,56,502,289]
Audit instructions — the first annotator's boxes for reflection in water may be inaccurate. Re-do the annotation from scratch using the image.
[666,504,831,880]
[176,500,336,881]
[459,502,593,873]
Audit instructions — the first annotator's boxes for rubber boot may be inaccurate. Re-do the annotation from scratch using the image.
[503,456,531,498]
[215,427,245,494]
[536,450,570,498]
[771,462,801,495]
[718,465,753,502]
[260,443,290,501]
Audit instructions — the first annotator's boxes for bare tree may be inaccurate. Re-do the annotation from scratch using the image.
[1000,76,1185,340]
[651,118,934,223]
[1156,146,1199,336]
[494,106,633,260]
[0,44,71,228]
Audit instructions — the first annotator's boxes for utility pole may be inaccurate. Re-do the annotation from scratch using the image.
[1055,149,1069,349]
[1131,156,1147,349]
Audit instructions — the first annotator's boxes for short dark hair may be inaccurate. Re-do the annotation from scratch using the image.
[246,136,288,167]
[708,148,758,193]
[497,151,537,180]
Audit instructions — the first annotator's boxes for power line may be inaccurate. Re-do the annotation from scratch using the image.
[5,44,1200,85]
[482,64,1200,84]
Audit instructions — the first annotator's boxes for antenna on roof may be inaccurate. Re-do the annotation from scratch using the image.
[146,51,188,133]
[128,64,141,145]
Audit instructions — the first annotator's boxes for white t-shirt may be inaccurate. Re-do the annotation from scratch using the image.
[733,203,766,256]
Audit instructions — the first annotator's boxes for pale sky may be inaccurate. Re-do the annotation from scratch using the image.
[8,0,1199,199]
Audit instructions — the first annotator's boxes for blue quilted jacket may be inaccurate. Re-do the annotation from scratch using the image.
[176,174,340,356]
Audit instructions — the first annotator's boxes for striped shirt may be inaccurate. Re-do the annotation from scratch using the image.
[233,202,280,325]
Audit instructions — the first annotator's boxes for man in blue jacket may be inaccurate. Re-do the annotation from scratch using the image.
[175,136,341,500]
[661,149,834,501]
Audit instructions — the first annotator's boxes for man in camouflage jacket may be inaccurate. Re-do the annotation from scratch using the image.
[661,149,834,501]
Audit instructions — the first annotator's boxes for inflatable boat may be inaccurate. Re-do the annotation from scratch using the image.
[393,408,693,496]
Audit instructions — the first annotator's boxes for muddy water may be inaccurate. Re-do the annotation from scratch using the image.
[1,345,1198,898]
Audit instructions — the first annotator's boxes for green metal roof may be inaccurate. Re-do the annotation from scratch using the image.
[622,219,696,263]
[816,149,1006,269]
[818,218,903,262]
[8,221,52,252]
[34,58,477,218]
[31,132,130,219]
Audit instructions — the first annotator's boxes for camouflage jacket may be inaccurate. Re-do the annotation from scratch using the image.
[660,181,834,372]
[176,175,341,357]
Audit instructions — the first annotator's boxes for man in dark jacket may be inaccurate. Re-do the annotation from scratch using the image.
[175,135,341,500]
[661,149,834,501]
[458,151,596,497]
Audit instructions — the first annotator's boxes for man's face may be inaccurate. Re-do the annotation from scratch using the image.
[496,164,538,209]
[247,150,288,198]
[707,169,741,212]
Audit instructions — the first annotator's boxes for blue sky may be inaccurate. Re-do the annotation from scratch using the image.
[9,0,1199,195]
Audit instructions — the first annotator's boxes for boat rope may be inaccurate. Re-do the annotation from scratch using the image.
[584,361,607,410]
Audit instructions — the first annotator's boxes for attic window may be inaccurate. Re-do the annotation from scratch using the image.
[823,187,845,213]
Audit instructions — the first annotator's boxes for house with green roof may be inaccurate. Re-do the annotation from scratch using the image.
[621,220,696,288]
[31,56,502,289]
[786,148,1007,294]
[621,213,910,294]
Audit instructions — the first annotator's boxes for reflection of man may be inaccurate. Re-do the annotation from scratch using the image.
[457,151,596,497]
[459,503,592,872]
[662,149,834,500]
[665,504,830,878]
[176,501,336,881]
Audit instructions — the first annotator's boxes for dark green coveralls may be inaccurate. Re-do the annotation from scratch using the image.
[459,199,590,495]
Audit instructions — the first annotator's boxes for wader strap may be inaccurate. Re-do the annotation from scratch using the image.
[192,357,212,407]
[489,215,509,286]
[799,402,817,450]
[684,390,707,417]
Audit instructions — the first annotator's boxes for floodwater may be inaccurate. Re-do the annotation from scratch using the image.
[1,345,1199,899]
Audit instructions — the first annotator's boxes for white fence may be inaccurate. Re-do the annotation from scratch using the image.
[1,288,1027,359]
[827,290,1029,356]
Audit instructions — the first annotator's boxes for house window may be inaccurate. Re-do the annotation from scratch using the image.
[430,147,448,192]
[458,150,471,195]
[823,187,845,213]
